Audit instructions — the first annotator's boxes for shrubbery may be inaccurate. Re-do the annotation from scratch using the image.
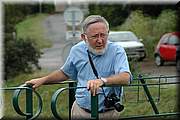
[4,34,42,80]
[4,4,54,80]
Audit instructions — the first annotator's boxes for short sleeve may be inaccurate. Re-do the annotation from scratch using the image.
[114,47,133,81]
[61,48,77,80]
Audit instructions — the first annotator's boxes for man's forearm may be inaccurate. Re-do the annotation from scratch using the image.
[104,72,130,85]
[43,70,69,84]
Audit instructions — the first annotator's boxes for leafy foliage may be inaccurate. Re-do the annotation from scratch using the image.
[88,4,130,27]
[4,4,54,79]
[153,9,177,37]
[4,36,42,80]
[117,10,153,39]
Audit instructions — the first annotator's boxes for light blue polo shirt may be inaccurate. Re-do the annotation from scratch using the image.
[61,40,131,111]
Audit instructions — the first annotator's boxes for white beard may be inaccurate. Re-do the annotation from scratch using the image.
[86,41,107,55]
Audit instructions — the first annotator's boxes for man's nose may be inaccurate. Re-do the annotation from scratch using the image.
[96,36,103,43]
[96,34,104,42]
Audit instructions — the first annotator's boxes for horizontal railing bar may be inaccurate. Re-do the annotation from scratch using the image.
[119,112,180,119]
[65,81,180,88]
[1,74,178,89]
[0,86,32,90]
[1,81,179,91]
[39,75,180,87]
[127,81,180,86]
[43,80,76,85]
[133,75,180,80]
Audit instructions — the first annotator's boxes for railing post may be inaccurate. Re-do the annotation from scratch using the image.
[91,95,98,120]
[138,74,159,114]
[26,85,33,119]
[137,79,140,102]
[69,82,76,119]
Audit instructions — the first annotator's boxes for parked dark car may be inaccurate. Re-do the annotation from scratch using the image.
[154,32,180,66]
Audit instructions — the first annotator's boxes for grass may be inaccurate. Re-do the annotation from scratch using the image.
[2,73,179,119]
[15,13,52,49]
[120,80,179,119]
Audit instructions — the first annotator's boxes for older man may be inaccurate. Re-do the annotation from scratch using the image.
[26,15,131,119]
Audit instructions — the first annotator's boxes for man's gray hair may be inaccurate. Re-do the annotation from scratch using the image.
[81,15,109,33]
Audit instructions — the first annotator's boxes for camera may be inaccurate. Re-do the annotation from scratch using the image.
[104,93,124,112]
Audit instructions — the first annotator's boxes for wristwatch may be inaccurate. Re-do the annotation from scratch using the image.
[100,77,107,85]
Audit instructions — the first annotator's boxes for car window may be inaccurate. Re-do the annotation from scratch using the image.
[168,35,180,45]
[160,34,169,44]
[108,32,139,42]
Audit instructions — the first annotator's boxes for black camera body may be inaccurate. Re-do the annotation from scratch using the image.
[104,93,124,112]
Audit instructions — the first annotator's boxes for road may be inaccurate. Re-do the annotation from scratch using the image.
[39,13,178,78]
[39,13,67,72]
[138,58,177,76]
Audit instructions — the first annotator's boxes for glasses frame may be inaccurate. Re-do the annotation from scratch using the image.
[84,32,109,41]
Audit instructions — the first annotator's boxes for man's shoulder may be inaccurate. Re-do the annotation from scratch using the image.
[70,41,87,55]
[73,41,86,48]
[108,41,125,52]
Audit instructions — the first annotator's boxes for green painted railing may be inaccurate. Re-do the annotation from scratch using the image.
[0,84,43,120]
[1,75,180,119]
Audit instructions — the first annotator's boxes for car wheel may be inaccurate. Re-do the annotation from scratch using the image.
[177,59,180,72]
[155,55,164,66]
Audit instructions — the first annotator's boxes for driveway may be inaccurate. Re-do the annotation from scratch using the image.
[39,13,67,72]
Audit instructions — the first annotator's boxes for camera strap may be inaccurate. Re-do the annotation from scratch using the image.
[87,50,99,79]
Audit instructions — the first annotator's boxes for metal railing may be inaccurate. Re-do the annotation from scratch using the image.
[0,84,42,120]
[0,75,180,119]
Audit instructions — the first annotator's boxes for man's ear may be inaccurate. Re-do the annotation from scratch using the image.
[81,34,87,42]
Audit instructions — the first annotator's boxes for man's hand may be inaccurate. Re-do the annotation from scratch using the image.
[25,77,46,89]
[87,79,104,96]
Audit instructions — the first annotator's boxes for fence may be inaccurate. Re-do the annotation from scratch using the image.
[0,74,180,119]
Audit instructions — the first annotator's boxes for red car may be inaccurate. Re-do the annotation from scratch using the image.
[154,32,180,66]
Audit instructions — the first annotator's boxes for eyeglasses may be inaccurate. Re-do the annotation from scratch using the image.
[85,33,108,40]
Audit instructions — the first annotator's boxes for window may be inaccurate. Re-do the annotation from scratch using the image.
[168,35,180,45]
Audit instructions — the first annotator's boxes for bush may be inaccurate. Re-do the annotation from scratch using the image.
[117,10,153,40]
[4,35,42,80]
[142,36,157,58]
[153,9,177,39]
[4,4,54,80]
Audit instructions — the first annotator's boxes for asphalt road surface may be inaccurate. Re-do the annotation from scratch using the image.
[39,13,67,72]
[138,58,177,76]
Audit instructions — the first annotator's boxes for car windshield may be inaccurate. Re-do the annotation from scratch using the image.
[108,32,139,42]
[169,35,180,45]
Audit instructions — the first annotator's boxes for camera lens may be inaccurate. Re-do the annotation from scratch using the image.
[114,102,124,112]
